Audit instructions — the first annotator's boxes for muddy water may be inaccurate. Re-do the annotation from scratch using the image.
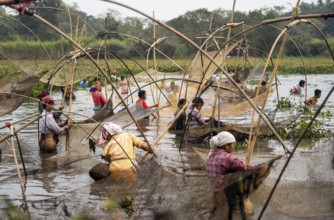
[0,74,333,219]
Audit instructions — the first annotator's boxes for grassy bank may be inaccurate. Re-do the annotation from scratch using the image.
[0,57,333,97]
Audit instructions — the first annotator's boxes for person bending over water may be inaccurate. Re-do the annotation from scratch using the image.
[206,131,255,216]
[99,122,152,182]
[290,80,305,95]
[304,89,321,106]
[185,97,207,143]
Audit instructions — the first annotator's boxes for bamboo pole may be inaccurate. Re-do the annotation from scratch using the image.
[100,0,293,159]
[246,1,302,164]
[33,14,157,157]
[0,113,39,130]
[66,15,79,151]
[9,125,30,218]
[258,86,334,219]
[66,60,76,151]
[153,11,159,107]
[14,132,27,178]
[0,117,39,144]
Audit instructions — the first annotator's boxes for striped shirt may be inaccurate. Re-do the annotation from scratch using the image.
[185,106,205,128]
[39,111,67,134]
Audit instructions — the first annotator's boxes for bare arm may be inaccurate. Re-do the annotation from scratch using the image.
[139,142,153,153]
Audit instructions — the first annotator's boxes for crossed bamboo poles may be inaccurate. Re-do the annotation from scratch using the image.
[1,1,334,218]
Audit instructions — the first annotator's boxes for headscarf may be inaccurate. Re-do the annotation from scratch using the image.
[41,96,54,109]
[98,122,123,144]
[210,131,236,148]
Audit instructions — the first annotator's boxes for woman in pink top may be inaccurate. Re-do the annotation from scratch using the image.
[90,81,107,112]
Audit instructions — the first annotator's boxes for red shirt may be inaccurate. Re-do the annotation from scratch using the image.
[136,98,149,109]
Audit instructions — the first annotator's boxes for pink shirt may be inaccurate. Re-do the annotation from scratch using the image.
[92,90,107,107]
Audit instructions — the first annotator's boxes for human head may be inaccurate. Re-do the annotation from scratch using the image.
[39,92,49,100]
[261,81,267,86]
[138,90,146,100]
[210,131,236,153]
[99,122,123,144]
[121,76,125,80]
[299,80,305,87]
[178,98,187,109]
[43,97,55,112]
[192,97,204,110]
[315,89,321,98]
[95,81,102,91]
[112,70,117,76]
[170,82,175,89]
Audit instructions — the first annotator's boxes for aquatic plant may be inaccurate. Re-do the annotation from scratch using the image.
[277,105,332,139]
[0,197,30,220]
[102,198,117,210]
[276,97,293,109]
[119,196,135,217]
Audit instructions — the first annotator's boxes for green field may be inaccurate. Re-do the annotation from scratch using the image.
[1,57,333,80]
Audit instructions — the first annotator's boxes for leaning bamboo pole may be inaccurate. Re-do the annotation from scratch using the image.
[0,113,39,130]
[9,125,30,218]
[32,14,157,157]
[246,1,303,164]
[258,86,334,219]
[153,11,159,107]
[0,117,39,144]
[66,15,80,151]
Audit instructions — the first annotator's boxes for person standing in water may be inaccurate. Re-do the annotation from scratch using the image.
[119,76,129,95]
[173,98,187,130]
[90,81,108,113]
[136,90,158,109]
[39,98,69,152]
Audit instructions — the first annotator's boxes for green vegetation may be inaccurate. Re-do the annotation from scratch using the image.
[276,97,293,108]
[1,1,334,59]
[0,197,29,220]
[119,196,135,217]
[276,103,332,139]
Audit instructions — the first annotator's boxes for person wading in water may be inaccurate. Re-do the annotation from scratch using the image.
[205,131,255,217]
[98,122,153,182]
[90,81,108,113]
[39,98,70,153]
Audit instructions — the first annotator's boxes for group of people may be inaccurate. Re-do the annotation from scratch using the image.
[290,79,322,106]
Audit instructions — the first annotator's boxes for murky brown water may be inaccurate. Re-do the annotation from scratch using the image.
[0,74,333,219]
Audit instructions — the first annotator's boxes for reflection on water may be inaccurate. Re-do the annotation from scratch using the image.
[0,74,333,219]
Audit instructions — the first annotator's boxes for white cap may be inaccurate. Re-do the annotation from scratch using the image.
[98,122,122,144]
[210,131,236,148]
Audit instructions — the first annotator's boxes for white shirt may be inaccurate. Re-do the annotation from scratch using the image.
[39,111,67,134]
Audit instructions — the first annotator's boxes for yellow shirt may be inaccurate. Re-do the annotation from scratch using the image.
[103,133,144,173]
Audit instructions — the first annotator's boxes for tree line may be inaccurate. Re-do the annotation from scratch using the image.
[0,0,333,59]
